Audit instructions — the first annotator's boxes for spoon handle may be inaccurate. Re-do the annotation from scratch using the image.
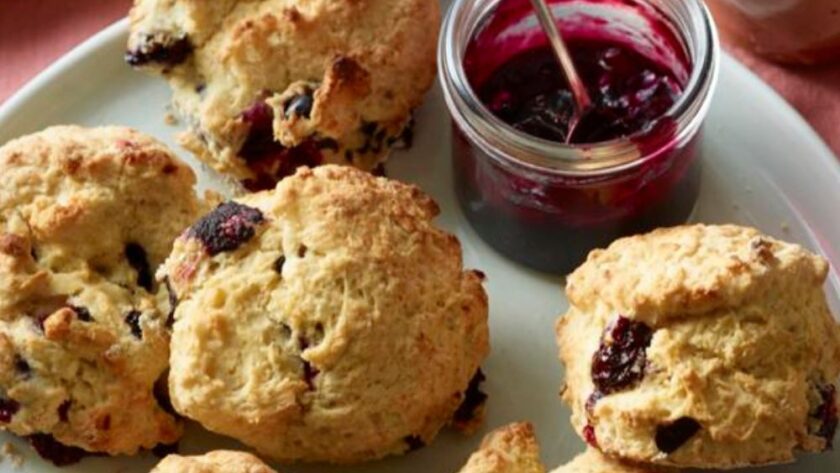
[528,0,592,112]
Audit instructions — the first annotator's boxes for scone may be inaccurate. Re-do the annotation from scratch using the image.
[126,0,440,191]
[0,126,205,462]
[152,450,277,473]
[160,165,489,462]
[556,224,840,468]
[457,422,545,473]
[551,449,668,473]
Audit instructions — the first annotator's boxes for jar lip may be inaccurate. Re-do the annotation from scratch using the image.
[439,0,721,176]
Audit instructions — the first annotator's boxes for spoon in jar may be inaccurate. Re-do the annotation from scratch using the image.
[528,0,592,142]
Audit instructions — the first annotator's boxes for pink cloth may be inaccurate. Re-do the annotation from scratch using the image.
[0,0,838,157]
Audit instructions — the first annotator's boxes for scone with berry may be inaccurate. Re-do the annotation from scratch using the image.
[0,126,205,463]
[126,0,439,191]
[160,165,489,462]
[557,224,840,468]
[152,450,277,473]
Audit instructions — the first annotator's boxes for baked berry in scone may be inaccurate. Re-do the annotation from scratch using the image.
[0,126,205,463]
[458,422,545,473]
[126,0,439,191]
[151,450,277,473]
[556,224,840,468]
[159,165,489,462]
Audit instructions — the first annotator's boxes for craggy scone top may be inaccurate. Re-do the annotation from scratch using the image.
[127,0,440,189]
[151,450,278,473]
[0,126,205,458]
[160,165,489,462]
[557,224,840,468]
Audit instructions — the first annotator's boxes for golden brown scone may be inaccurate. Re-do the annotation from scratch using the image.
[550,448,670,473]
[160,165,489,462]
[126,0,439,191]
[0,126,206,459]
[458,422,545,473]
[151,450,277,473]
[556,224,840,468]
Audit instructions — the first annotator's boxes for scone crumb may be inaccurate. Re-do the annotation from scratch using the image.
[1,442,24,469]
[164,111,179,126]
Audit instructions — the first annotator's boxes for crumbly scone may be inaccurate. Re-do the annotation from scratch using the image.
[458,422,545,473]
[0,126,205,460]
[160,165,489,462]
[550,448,668,473]
[126,0,439,191]
[556,224,840,468]
[151,450,278,473]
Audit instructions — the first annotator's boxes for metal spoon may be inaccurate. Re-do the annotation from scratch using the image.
[528,0,592,139]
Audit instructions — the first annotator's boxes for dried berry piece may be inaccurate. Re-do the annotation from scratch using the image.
[585,390,603,415]
[58,400,71,422]
[154,375,180,419]
[285,92,314,119]
[298,337,319,390]
[404,435,425,452]
[14,355,31,377]
[28,434,88,467]
[583,424,598,447]
[124,310,143,339]
[125,33,192,68]
[0,398,20,423]
[69,305,92,322]
[187,202,264,256]
[164,277,178,328]
[811,384,838,449]
[388,117,415,149]
[453,369,488,425]
[125,243,153,291]
[273,256,286,274]
[655,417,701,454]
[591,316,653,395]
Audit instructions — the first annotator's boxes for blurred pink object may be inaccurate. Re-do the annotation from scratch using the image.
[706,0,840,65]
[0,0,130,104]
[0,0,838,158]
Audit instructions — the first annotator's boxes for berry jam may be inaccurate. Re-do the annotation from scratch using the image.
[447,0,710,274]
[477,41,683,144]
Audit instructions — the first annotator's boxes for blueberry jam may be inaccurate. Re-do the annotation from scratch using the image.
[655,417,702,454]
[449,0,709,274]
[477,41,682,144]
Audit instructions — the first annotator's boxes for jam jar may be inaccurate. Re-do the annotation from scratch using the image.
[439,0,719,274]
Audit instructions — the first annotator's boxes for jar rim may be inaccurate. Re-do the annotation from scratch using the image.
[438,0,720,176]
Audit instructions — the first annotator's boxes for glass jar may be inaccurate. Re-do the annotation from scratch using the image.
[439,0,719,274]
[707,0,840,65]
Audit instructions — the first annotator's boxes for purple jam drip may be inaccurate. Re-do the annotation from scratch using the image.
[477,41,683,143]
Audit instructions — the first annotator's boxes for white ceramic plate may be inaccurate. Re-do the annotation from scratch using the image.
[1,13,839,473]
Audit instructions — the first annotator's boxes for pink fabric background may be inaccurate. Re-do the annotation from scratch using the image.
[0,0,838,156]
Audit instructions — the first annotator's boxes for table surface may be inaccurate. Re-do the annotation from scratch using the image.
[1,0,839,157]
